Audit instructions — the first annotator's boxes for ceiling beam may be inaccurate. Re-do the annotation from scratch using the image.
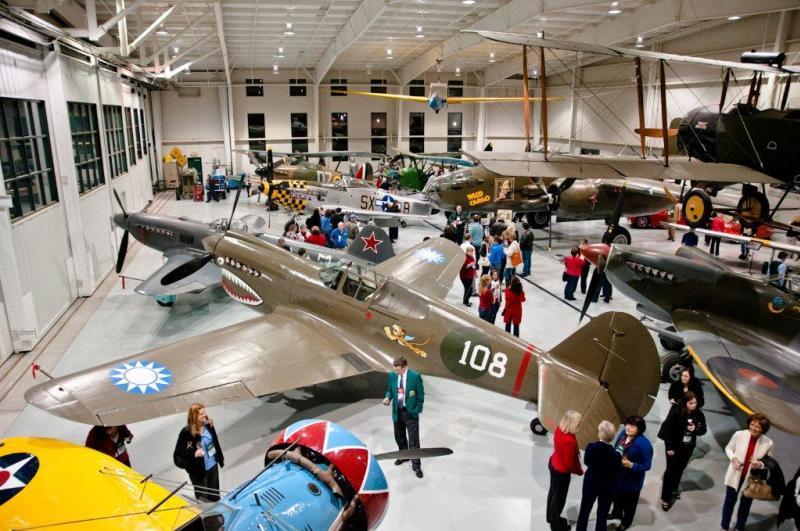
[158,33,214,72]
[399,0,613,85]
[127,0,185,55]
[213,1,232,87]
[314,0,388,82]
[146,5,214,65]
[482,0,800,86]
[94,0,146,39]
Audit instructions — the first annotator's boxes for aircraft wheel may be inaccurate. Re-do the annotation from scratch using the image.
[633,216,650,229]
[659,326,685,351]
[682,189,712,228]
[526,211,550,229]
[604,226,631,245]
[530,417,548,436]
[736,191,769,222]
[156,299,175,307]
[400,220,407,228]
[661,350,692,383]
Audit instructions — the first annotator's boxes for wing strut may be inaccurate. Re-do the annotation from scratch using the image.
[719,67,731,110]
[659,60,669,167]
[521,45,532,152]
[539,46,549,158]
[634,57,646,159]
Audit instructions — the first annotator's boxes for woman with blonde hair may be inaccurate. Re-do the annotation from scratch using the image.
[173,403,225,502]
[477,274,493,323]
[576,421,622,531]
[547,410,584,530]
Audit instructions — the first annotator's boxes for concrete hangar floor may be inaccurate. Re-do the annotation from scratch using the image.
[1,188,798,531]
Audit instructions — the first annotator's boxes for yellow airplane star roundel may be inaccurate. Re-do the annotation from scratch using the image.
[0,437,198,530]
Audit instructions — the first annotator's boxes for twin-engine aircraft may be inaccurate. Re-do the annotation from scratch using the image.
[27,184,659,447]
[580,244,800,435]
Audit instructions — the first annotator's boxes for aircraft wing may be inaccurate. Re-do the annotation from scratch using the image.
[668,223,800,254]
[463,151,780,184]
[24,309,381,425]
[374,237,464,300]
[319,205,431,221]
[134,248,220,297]
[333,90,431,103]
[447,96,563,103]
[467,31,800,75]
[395,151,475,167]
[672,309,800,434]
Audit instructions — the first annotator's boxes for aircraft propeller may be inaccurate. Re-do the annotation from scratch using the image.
[372,447,454,461]
[113,189,130,274]
[579,253,607,323]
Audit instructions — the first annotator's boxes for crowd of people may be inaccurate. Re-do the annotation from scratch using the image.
[281,207,362,249]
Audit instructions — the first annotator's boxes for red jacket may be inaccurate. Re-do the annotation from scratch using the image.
[460,255,477,281]
[550,427,583,475]
[503,288,526,325]
[306,232,327,247]
[85,425,132,466]
[711,216,726,232]
[564,256,585,277]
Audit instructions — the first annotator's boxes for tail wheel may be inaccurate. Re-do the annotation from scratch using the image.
[661,350,693,383]
[682,189,712,228]
[530,417,548,436]
[526,211,550,229]
[736,191,769,222]
[603,225,631,245]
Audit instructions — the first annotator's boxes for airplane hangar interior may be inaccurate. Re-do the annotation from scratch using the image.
[0,0,799,529]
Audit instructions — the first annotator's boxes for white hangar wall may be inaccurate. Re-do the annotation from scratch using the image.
[0,38,155,360]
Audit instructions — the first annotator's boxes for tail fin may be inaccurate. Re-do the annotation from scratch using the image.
[346,224,395,264]
[537,311,659,447]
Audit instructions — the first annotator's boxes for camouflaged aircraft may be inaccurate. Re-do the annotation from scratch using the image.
[580,243,800,435]
[27,203,660,447]
[246,150,379,187]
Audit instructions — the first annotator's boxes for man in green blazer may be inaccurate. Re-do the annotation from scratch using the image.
[383,355,425,478]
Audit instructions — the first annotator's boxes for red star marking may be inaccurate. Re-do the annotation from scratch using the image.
[361,231,383,254]
[365,311,373,320]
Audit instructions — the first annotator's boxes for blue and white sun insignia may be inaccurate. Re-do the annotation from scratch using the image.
[414,248,445,264]
[109,360,172,395]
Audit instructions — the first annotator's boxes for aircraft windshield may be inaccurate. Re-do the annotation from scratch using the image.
[320,264,384,302]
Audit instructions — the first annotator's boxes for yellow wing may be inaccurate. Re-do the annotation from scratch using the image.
[447,96,564,103]
[331,90,430,102]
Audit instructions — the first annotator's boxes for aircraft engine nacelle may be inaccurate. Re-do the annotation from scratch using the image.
[677,106,719,164]
[209,420,388,531]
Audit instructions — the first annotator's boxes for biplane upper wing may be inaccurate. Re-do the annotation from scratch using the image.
[672,309,800,434]
[463,151,780,184]
[135,247,220,297]
[25,309,382,426]
[375,237,464,300]
[395,151,476,167]
[467,30,800,74]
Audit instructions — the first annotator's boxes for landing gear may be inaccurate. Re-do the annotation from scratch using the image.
[659,326,685,351]
[400,220,407,228]
[526,211,550,229]
[633,216,650,229]
[661,350,693,383]
[530,417,548,436]
[736,190,769,223]
[603,225,631,245]
[682,189,712,228]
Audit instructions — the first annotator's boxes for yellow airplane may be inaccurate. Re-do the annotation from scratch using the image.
[0,437,198,530]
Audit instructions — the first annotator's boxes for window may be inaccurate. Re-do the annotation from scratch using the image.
[409,112,424,153]
[409,79,425,97]
[103,105,127,178]
[331,113,348,159]
[138,108,147,156]
[246,78,264,97]
[331,78,347,96]
[125,107,136,164]
[289,78,307,97]
[0,98,58,219]
[133,109,142,159]
[447,112,463,153]
[447,80,464,97]
[290,113,308,153]
[247,113,266,151]
[371,79,387,94]
[67,102,104,194]
[371,112,387,155]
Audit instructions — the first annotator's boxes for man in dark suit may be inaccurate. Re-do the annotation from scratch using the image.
[383,355,425,478]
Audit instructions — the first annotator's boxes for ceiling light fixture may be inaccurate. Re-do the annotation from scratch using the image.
[536,30,544,38]
[728,15,741,21]
[156,26,168,36]
[489,51,496,63]
[455,66,461,77]
[386,48,392,55]
[173,46,179,53]
[635,34,644,48]
[278,46,284,53]
[284,21,294,35]
[462,0,475,4]
[608,1,621,15]
[273,64,279,74]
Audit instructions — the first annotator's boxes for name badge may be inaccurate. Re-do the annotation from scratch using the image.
[409,390,416,397]
[207,445,216,458]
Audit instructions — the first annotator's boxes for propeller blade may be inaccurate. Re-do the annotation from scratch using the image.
[115,230,129,274]
[373,447,454,461]
[227,174,246,230]
[160,254,212,286]
[112,189,127,217]
[579,267,600,322]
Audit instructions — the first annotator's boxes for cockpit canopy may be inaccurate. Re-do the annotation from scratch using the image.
[320,263,385,302]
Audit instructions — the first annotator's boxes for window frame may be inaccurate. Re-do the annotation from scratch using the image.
[330,78,347,97]
[102,105,128,179]
[245,78,264,97]
[125,107,136,165]
[67,101,105,194]
[408,111,425,153]
[289,78,307,97]
[371,112,387,155]
[371,79,388,94]
[290,112,308,153]
[138,108,147,157]
[447,80,464,97]
[133,108,143,159]
[409,79,425,97]
[447,111,463,153]
[0,97,59,220]
[331,112,348,159]
[247,113,266,152]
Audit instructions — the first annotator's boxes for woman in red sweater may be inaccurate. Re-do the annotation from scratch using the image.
[563,247,585,301]
[460,246,478,306]
[548,410,584,531]
[306,226,328,247]
[477,274,494,323]
[503,276,526,337]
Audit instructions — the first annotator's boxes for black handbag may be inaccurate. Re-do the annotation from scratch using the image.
[562,272,568,282]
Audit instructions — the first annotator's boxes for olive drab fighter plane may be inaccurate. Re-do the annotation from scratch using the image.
[26,181,660,448]
[580,244,800,435]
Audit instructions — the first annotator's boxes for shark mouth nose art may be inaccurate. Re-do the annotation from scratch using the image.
[625,260,675,282]
[221,268,263,306]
